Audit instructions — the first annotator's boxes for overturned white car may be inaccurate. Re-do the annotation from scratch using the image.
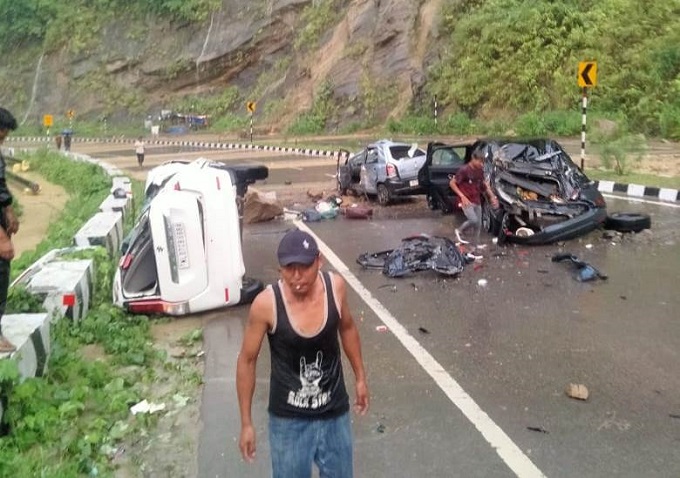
[113,159,268,315]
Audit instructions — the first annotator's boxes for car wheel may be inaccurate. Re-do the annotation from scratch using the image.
[604,212,651,233]
[426,194,438,210]
[377,184,391,206]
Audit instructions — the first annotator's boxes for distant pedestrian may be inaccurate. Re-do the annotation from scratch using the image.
[63,133,72,152]
[55,134,62,150]
[135,137,145,168]
[0,107,20,353]
[449,147,499,251]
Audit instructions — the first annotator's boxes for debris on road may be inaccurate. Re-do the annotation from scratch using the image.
[376,325,388,333]
[357,234,469,278]
[243,190,284,224]
[130,399,166,415]
[552,253,608,282]
[565,383,590,401]
[527,426,549,434]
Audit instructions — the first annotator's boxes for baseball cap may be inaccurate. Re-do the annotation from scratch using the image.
[277,229,319,266]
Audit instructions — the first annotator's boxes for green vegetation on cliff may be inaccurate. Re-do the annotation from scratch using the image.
[429,0,680,139]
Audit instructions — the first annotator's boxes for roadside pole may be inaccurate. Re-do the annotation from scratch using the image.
[246,101,256,144]
[581,87,587,171]
[577,61,597,171]
[434,95,438,127]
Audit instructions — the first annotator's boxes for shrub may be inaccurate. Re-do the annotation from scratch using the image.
[598,133,648,175]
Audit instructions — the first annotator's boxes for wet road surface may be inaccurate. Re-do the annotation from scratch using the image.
[52,140,680,477]
[202,194,680,478]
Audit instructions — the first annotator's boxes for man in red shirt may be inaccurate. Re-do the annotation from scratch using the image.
[449,148,498,251]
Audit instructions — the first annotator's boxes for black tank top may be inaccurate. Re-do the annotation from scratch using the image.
[267,271,349,419]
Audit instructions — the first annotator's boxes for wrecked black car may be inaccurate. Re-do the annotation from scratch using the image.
[418,139,608,245]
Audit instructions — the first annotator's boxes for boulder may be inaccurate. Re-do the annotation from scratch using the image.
[243,190,284,224]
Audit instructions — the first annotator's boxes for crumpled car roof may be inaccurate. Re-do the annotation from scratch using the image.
[357,234,468,277]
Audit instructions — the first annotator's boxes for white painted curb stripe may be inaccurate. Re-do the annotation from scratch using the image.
[659,188,678,202]
[601,193,680,209]
[294,220,547,478]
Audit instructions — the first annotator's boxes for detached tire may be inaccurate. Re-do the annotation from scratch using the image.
[604,212,651,233]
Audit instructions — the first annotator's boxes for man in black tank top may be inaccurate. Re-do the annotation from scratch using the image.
[237,228,369,477]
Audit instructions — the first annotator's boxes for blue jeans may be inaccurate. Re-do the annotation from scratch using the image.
[269,412,353,478]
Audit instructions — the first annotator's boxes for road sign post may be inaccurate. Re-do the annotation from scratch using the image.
[434,95,438,126]
[43,114,53,136]
[246,101,256,144]
[577,61,597,170]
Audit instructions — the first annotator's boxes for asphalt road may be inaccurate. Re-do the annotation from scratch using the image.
[61,141,680,477]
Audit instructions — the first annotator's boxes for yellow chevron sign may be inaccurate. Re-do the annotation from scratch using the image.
[578,61,597,88]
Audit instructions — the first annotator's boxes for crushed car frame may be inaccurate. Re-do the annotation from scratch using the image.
[418,138,608,245]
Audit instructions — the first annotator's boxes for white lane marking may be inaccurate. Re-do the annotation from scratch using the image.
[602,193,680,209]
[294,220,547,478]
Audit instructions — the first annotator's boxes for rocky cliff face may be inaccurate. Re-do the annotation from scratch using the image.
[6,0,444,131]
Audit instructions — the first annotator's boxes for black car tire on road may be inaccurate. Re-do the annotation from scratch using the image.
[377,184,391,206]
[604,212,652,233]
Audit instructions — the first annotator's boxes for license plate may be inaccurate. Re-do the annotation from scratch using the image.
[172,222,190,269]
[409,179,419,187]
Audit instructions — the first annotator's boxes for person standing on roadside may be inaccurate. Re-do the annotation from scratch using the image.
[237,228,369,478]
[134,136,145,168]
[0,107,20,353]
[449,147,499,251]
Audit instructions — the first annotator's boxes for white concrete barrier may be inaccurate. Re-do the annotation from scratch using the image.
[17,259,94,322]
[99,194,131,220]
[74,211,123,256]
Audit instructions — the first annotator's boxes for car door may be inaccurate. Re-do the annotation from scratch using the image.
[426,144,468,199]
[360,147,380,194]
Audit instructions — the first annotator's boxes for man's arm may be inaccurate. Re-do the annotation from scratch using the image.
[483,180,499,208]
[236,288,272,463]
[334,274,369,415]
[0,225,13,261]
[4,205,19,235]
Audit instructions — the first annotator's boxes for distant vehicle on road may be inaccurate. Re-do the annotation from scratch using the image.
[418,138,608,245]
[337,139,426,205]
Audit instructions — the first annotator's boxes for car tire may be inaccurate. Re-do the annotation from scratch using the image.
[604,212,651,233]
[377,184,391,206]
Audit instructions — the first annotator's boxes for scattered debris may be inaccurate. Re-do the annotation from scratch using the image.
[378,284,397,292]
[669,414,680,420]
[552,253,607,282]
[344,203,373,219]
[376,325,388,332]
[527,426,549,434]
[357,234,468,278]
[565,383,589,401]
[243,190,284,224]
[477,279,488,287]
[130,399,166,415]
[418,327,430,334]
[376,423,386,433]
